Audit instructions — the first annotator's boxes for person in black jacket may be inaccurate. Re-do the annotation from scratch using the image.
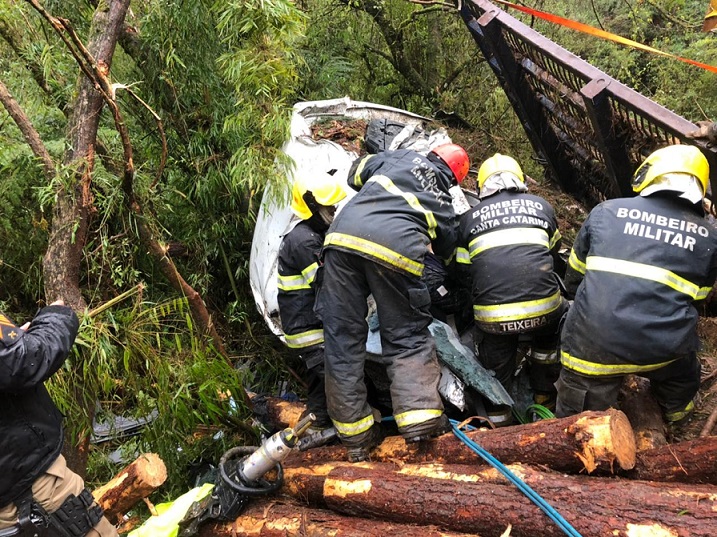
[556,145,717,425]
[0,301,117,536]
[315,143,470,462]
[277,173,347,430]
[459,153,568,425]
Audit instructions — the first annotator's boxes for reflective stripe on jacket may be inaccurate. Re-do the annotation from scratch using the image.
[324,150,458,277]
[277,221,325,349]
[458,190,562,331]
[561,195,717,375]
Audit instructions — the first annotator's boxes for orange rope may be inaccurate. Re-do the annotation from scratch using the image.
[491,0,717,74]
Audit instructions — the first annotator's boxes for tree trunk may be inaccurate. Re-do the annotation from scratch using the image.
[92,453,167,524]
[287,409,636,474]
[619,375,668,451]
[297,462,717,537]
[198,499,484,536]
[41,0,132,478]
[625,436,717,484]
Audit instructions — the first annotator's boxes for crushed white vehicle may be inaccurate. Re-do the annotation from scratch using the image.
[249,97,513,419]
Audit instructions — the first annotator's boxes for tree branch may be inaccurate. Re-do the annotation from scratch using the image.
[0,78,55,179]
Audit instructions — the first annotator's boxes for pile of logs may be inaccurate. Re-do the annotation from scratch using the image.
[98,396,717,536]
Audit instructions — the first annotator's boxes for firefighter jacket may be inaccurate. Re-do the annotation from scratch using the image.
[277,221,325,353]
[0,305,79,508]
[458,189,563,334]
[324,149,458,277]
[561,194,717,376]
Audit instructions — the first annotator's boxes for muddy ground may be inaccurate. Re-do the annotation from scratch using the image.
[311,118,717,442]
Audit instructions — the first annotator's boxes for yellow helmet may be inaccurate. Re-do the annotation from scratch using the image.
[477,153,524,190]
[291,174,347,220]
[632,145,709,196]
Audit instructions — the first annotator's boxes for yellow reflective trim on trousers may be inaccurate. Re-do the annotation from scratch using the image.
[469,227,549,258]
[370,175,438,240]
[665,400,694,423]
[332,413,375,437]
[568,248,586,274]
[285,329,324,349]
[549,229,562,250]
[352,155,373,188]
[473,290,562,322]
[324,233,424,276]
[394,408,443,428]
[277,262,319,291]
[560,349,675,375]
[586,256,710,300]
[456,247,470,265]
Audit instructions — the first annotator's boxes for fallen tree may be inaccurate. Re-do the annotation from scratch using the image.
[197,498,487,536]
[286,409,636,474]
[281,461,717,537]
[92,452,167,524]
[625,436,717,484]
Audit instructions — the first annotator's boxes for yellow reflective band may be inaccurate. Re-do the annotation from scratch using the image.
[560,350,675,375]
[394,409,443,428]
[324,233,424,276]
[531,349,559,364]
[586,256,711,300]
[277,262,319,291]
[352,155,373,188]
[284,329,324,349]
[568,248,586,274]
[468,227,549,258]
[370,175,438,240]
[456,247,471,265]
[473,290,562,322]
[332,413,375,437]
[665,400,695,423]
[549,229,562,250]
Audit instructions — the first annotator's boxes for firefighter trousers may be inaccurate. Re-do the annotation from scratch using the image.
[555,353,701,422]
[316,249,444,446]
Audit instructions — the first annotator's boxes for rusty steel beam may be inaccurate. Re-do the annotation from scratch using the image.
[460,0,717,205]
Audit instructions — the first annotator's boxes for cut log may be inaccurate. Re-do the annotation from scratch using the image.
[619,375,668,451]
[197,499,485,536]
[92,452,167,523]
[625,436,717,484]
[299,461,717,537]
[286,409,636,474]
[250,393,304,431]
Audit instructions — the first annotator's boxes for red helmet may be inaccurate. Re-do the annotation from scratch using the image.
[431,143,470,183]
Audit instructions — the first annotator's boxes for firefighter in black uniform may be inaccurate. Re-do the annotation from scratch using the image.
[316,143,470,462]
[459,153,567,425]
[0,301,117,536]
[556,145,717,425]
[277,173,347,430]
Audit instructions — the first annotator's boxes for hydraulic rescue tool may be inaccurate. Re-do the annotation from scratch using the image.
[178,412,316,535]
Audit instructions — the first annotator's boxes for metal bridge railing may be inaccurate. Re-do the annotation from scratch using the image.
[461,0,717,208]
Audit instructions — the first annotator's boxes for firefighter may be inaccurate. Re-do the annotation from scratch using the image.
[0,301,117,536]
[277,173,347,431]
[459,153,567,425]
[556,145,717,425]
[315,143,469,462]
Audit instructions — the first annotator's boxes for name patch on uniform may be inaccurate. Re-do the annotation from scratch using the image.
[499,316,547,332]
[616,208,709,251]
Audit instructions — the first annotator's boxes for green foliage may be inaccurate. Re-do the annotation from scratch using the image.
[48,296,254,496]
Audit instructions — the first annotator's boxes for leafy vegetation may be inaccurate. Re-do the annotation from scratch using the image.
[0,0,714,505]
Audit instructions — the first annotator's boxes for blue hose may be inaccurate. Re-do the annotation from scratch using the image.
[450,420,582,537]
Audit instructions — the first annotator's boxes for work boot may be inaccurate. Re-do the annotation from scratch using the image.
[345,423,384,463]
[403,413,452,444]
[486,405,515,428]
